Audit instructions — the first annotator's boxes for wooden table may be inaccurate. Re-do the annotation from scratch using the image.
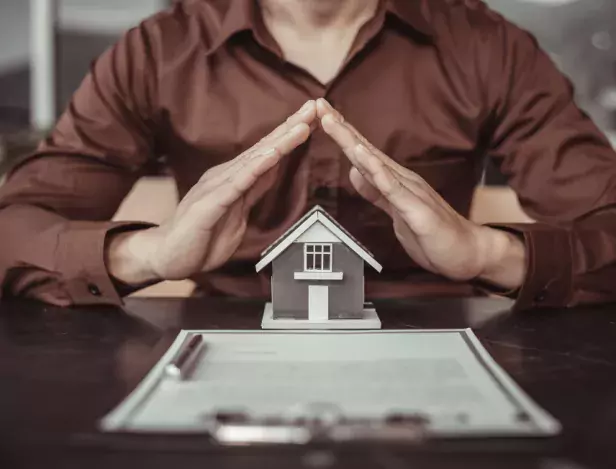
[1,296,615,469]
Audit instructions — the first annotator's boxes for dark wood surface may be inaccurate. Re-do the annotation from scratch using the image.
[1,296,616,469]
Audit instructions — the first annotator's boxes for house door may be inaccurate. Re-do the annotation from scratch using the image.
[308,285,329,321]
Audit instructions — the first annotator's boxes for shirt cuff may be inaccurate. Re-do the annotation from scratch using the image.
[56,221,155,306]
[486,223,573,311]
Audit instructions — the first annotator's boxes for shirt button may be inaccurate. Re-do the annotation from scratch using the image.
[533,288,547,303]
[314,186,333,199]
[88,283,102,297]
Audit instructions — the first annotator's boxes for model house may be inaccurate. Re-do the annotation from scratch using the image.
[256,205,382,329]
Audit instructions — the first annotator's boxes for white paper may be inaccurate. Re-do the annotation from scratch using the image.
[101,330,560,437]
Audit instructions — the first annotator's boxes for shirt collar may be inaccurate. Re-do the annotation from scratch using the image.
[206,0,434,56]
[205,0,257,56]
[385,0,434,38]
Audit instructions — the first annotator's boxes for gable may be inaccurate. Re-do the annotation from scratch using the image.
[295,221,341,244]
[260,206,322,259]
[255,206,382,273]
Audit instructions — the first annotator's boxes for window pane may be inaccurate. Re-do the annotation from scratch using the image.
[315,245,322,253]
[323,253,331,270]
[306,253,314,270]
[314,254,322,270]
[306,245,314,253]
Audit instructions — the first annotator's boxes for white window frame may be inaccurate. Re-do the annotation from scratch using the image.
[304,243,333,273]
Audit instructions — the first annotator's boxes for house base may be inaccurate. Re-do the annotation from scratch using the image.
[261,302,382,330]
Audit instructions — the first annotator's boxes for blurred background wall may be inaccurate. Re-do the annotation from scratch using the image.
[0,0,165,128]
[484,0,616,183]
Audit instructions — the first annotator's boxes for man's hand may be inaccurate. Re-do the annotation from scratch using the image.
[317,98,526,290]
[106,100,317,285]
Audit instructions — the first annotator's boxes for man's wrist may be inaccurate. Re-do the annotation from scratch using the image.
[475,226,527,290]
[105,227,163,287]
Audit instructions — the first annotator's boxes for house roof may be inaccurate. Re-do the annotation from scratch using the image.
[255,205,382,273]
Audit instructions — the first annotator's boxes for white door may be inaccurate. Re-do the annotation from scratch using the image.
[308,285,329,321]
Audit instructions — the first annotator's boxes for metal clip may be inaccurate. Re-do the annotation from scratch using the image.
[201,405,429,445]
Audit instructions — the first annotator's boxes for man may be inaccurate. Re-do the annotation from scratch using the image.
[1,0,615,310]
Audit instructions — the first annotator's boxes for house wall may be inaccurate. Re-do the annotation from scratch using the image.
[271,243,364,319]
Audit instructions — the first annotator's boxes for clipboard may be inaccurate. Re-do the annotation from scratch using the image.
[100,329,561,444]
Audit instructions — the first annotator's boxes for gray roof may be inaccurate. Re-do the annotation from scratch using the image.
[260,205,375,259]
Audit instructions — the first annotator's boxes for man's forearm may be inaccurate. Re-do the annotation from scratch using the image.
[105,228,162,286]
[476,226,527,291]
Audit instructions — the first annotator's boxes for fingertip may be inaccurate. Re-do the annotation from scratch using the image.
[348,170,363,196]
[302,100,318,119]
[321,113,337,131]
[294,122,311,135]
[316,99,327,119]
[270,122,313,157]
[318,98,334,110]
[299,99,315,112]
[292,101,317,125]
[348,166,364,187]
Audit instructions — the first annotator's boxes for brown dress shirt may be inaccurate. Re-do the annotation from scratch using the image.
[1,0,616,310]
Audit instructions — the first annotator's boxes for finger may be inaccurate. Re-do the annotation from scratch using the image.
[354,144,419,215]
[194,122,310,199]
[191,147,283,230]
[319,102,417,179]
[319,119,399,209]
[316,98,337,120]
[258,100,316,148]
[319,100,425,189]
[321,113,363,168]
[309,119,320,133]
[352,142,444,211]
[194,121,310,215]
[198,157,236,181]
[185,150,274,207]
[182,146,276,213]
[198,101,315,183]
[349,167,392,217]
[270,121,311,156]
[320,112,402,184]
[319,102,373,152]
[351,148,440,240]
[213,116,311,184]
[199,144,267,184]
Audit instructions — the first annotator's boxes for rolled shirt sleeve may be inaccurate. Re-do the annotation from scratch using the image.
[0,24,159,306]
[482,14,616,310]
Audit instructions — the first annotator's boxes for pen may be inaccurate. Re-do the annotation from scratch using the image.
[164,333,204,380]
